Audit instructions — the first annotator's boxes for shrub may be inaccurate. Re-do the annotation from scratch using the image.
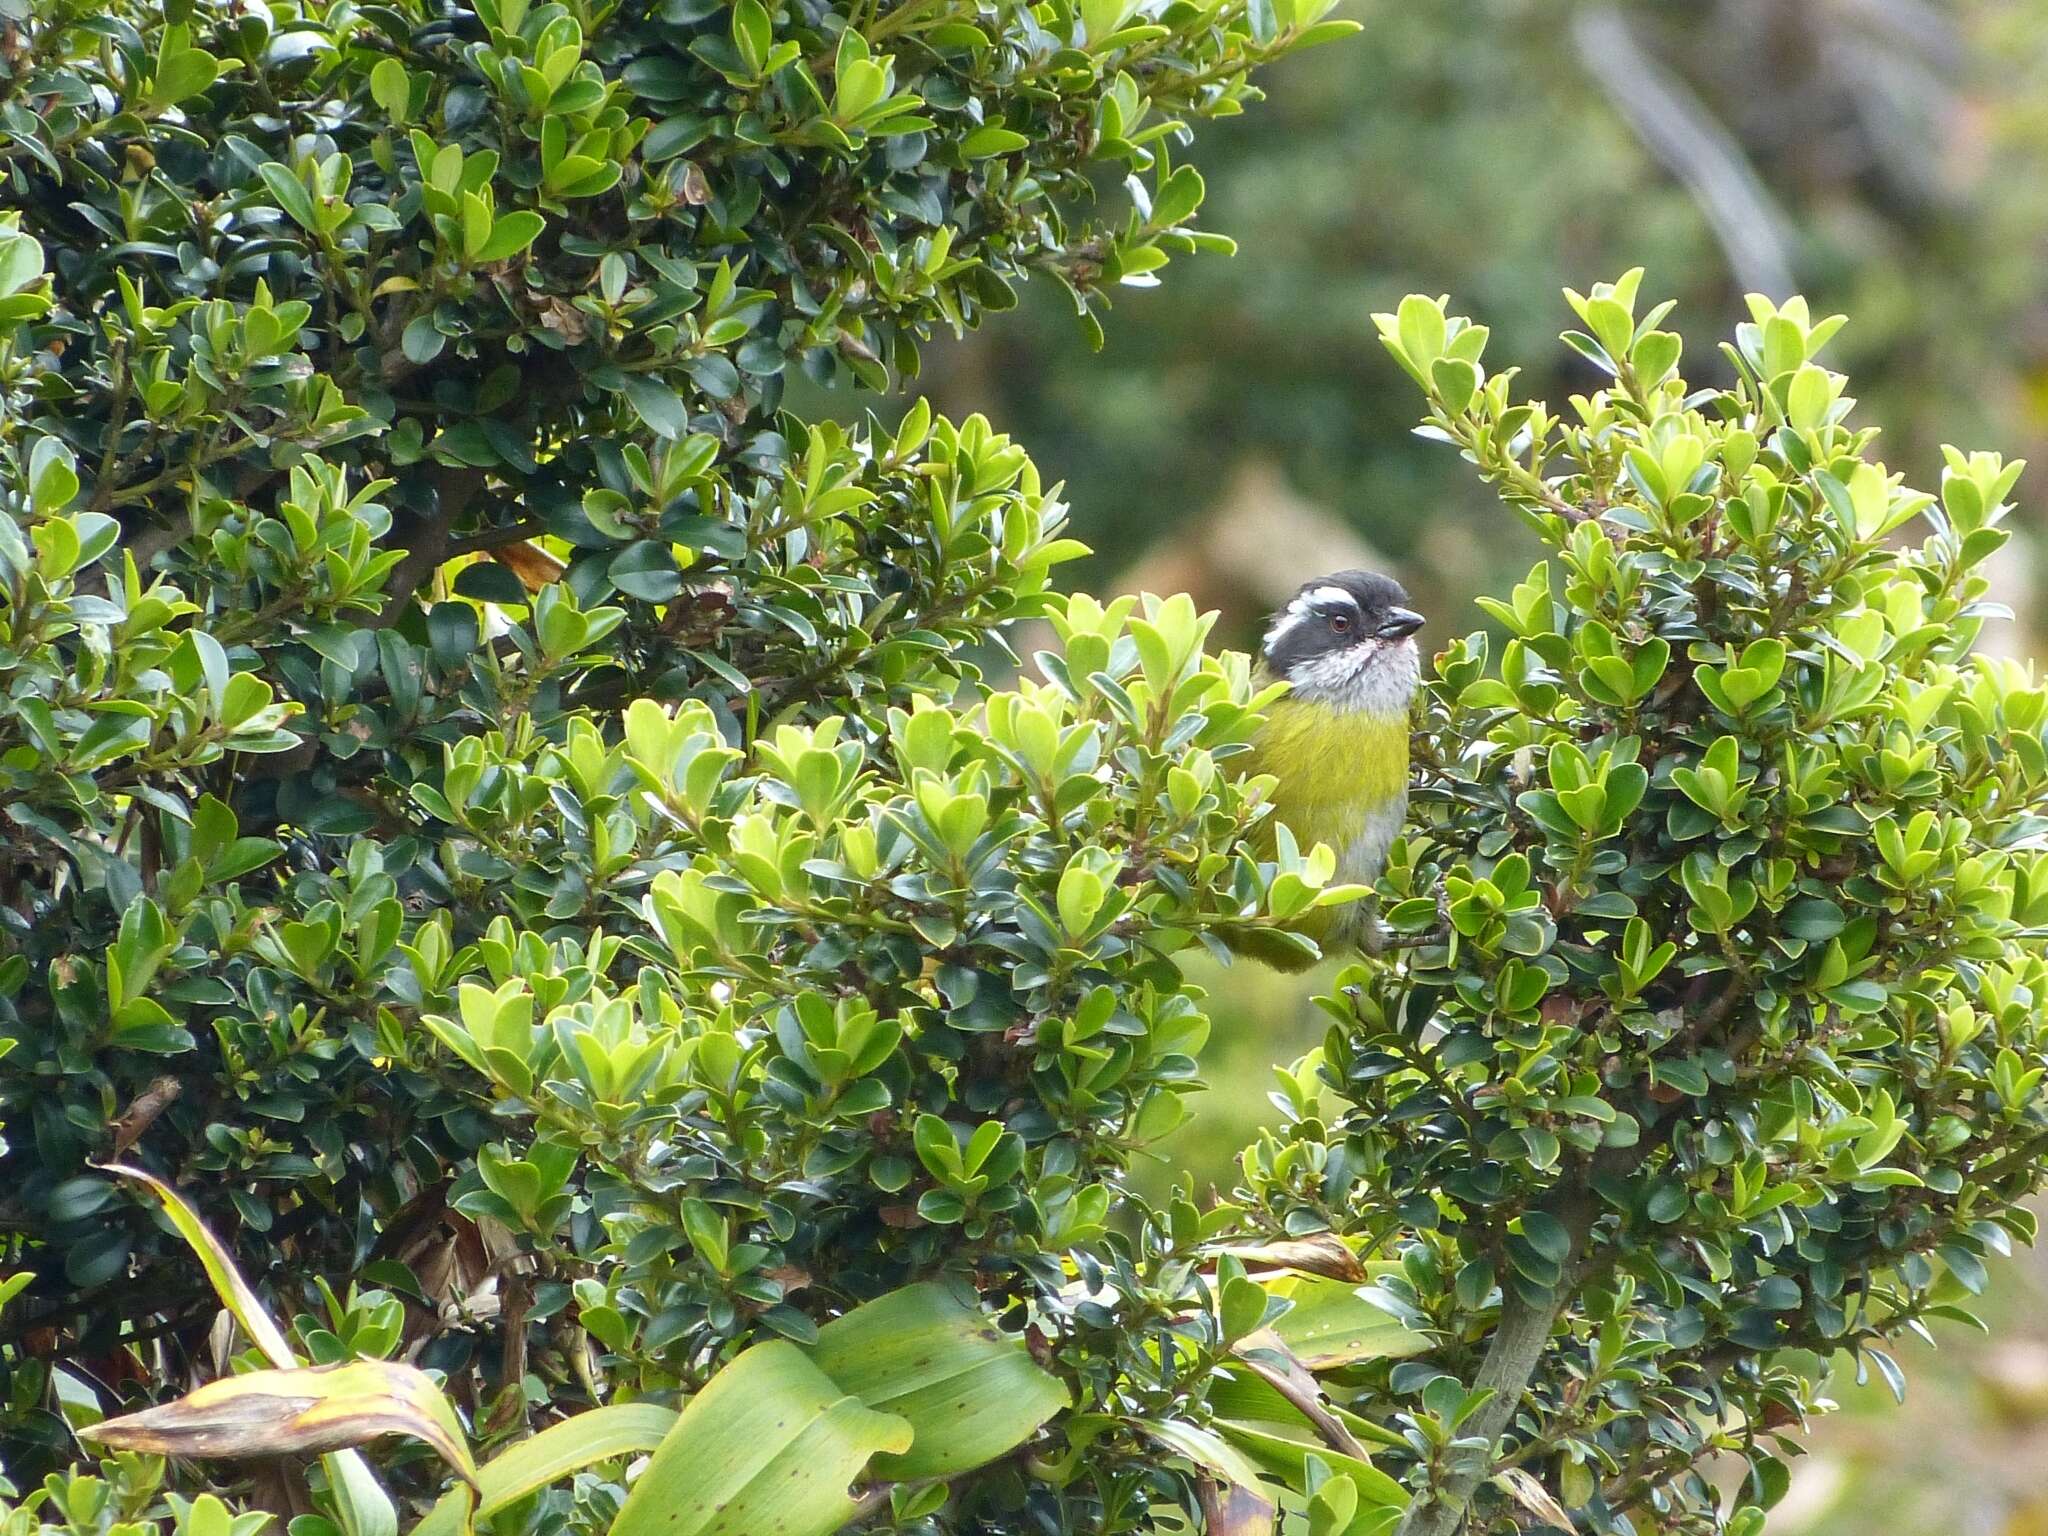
[2,1,2044,1532]
[1232,273,2048,1535]
[0,0,1381,1533]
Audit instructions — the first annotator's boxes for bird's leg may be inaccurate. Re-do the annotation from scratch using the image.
[1358,894,1385,957]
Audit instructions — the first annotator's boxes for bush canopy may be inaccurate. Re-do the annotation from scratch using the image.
[1,3,2044,1536]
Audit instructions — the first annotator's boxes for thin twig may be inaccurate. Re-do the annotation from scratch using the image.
[448,516,546,556]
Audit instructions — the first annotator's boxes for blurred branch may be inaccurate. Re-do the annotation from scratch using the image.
[1572,3,1798,298]
[1821,0,1966,208]
[1831,0,1964,74]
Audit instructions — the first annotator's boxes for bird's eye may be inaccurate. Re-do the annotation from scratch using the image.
[1328,612,1351,634]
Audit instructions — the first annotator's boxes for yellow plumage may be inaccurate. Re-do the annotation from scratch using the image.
[1225,567,1424,968]
[1241,696,1411,858]
[1223,692,1412,972]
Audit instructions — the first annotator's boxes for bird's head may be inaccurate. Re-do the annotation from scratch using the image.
[1261,570,1424,713]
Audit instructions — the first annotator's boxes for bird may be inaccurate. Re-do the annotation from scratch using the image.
[1225,570,1425,971]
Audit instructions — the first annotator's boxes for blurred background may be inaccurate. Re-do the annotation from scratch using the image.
[827,1,2048,1528]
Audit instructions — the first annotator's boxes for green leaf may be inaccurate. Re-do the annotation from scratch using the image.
[476,210,545,264]
[151,41,220,106]
[258,162,319,234]
[369,59,413,124]
[1212,1419,1407,1511]
[1263,1275,1433,1369]
[730,0,773,72]
[1430,356,1479,413]
[408,1404,683,1536]
[1219,1274,1270,1343]
[619,375,688,440]
[1151,165,1205,227]
[609,540,685,602]
[71,711,151,770]
[609,1341,910,1536]
[962,126,1030,158]
[326,1447,399,1536]
[1397,294,1446,368]
[1785,364,1834,432]
[1138,1417,1276,1506]
[402,314,447,364]
[476,1403,678,1514]
[0,230,45,297]
[805,1281,1069,1479]
[1781,898,1846,941]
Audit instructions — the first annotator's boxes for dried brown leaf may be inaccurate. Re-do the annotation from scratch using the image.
[1196,1472,1279,1535]
[81,1359,476,1484]
[1232,1329,1372,1462]
[489,541,565,593]
[1208,1233,1367,1284]
[1496,1465,1575,1530]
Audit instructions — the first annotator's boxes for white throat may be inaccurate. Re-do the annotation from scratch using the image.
[1286,637,1420,716]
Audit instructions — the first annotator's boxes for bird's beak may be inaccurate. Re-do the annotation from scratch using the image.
[1376,607,1425,639]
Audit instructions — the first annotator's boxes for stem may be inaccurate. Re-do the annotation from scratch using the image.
[1398,1285,1567,1536]
[366,463,485,629]
[1399,1182,1597,1536]
[89,337,132,514]
[838,1485,893,1527]
[448,516,546,555]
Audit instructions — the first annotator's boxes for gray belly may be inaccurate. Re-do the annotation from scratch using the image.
[1329,789,1407,943]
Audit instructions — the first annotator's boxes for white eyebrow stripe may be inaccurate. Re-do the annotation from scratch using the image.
[1263,585,1360,652]
[1263,595,1315,650]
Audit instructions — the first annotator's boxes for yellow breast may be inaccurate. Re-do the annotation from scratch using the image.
[1241,697,1410,853]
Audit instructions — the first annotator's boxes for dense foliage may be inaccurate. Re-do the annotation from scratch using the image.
[947,1,2048,647]
[1232,276,2048,1535]
[0,0,1374,1530]
[3,1,2045,1534]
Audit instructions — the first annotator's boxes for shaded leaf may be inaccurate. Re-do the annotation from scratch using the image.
[101,1163,294,1366]
[1137,1416,1275,1503]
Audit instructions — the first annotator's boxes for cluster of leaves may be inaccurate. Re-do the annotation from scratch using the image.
[0,0,1326,1362]
[1232,275,2048,1534]
[950,0,2047,639]
[0,1,1437,1533]
[58,1169,1072,1536]
[7,0,2042,1529]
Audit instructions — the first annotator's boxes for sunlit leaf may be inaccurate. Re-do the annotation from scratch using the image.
[805,1280,1068,1479]
[1264,1275,1433,1370]
[609,1341,909,1536]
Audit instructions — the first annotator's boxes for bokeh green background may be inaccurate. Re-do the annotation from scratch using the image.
[828,2,2048,1528]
